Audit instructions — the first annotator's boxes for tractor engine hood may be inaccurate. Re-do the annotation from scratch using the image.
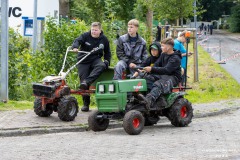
[117,79,147,92]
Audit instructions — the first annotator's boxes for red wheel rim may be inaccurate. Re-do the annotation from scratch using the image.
[180,106,187,118]
[132,118,140,128]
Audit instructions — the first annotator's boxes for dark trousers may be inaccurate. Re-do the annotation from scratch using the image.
[77,58,106,106]
[146,75,178,103]
[182,68,186,86]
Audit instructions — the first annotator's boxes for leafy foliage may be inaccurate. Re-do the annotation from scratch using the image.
[43,18,89,72]
[8,28,31,100]
[198,0,234,21]
[229,4,240,32]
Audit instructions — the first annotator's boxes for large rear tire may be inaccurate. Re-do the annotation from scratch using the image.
[34,97,53,117]
[168,98,193,127]
[88,110,109,132]
[123,110,145,135]
[57,96,79,121]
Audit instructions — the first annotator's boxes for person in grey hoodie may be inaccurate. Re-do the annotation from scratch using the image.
[113,19,148,80]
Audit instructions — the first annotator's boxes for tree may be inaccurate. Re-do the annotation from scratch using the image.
[154,0,195,26]
[229,3,240,32]
[59,0,70,17]
[198,0,234,21]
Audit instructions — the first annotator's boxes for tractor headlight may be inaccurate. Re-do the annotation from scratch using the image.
[99,84,105,93]
[109,84,114,93]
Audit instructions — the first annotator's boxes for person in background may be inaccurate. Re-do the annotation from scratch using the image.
[165,21,170,38]
[72,22,111,112]
[210,24,213,35]
[156,22,162,42]
[174,30,192,85]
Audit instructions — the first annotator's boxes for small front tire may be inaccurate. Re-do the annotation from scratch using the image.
[88,110,109,132]
[123,110,145,135]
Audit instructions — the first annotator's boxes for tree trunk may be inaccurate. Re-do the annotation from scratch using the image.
[181,17,183,27]
[146,8,153,43]
[59,0,69,18]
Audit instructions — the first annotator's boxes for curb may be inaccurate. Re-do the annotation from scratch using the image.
[1,107,239,137]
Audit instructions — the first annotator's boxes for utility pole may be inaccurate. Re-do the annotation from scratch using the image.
[33,0,38,52]
[194,0,199,82]
[1,0,9,102]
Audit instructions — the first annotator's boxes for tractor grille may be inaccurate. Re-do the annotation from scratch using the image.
[32,83,56,98]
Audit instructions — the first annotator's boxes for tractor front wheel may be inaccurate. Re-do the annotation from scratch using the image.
[34,97,53,117]
[57,96,79,121]
[123,110,145,135]
[88,110,109,132]
[168,98,193,127]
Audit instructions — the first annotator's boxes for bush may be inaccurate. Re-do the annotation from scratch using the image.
[8,28,32,100]
[229,4,240,33]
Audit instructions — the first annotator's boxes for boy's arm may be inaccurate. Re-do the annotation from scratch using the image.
[141,44,148,62]
[116,38,129,63]
[103,38,111,65]
[72,34,85,49]
[151,56,180,75]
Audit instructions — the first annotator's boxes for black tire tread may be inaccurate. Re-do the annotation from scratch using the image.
[57,96,79,121]
[34,97,53,117]
[168,98,193,127]
[123,110,145,135]
[88,110,109,132]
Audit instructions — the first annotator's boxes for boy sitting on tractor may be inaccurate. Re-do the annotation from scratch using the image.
[139,37,182,108]
[131,41,162,79]
[113,19,148,80]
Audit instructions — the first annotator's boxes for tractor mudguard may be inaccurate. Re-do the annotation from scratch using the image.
[165,92,187,108]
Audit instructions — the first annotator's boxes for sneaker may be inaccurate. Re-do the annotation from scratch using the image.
[80,80,89,90]
[81,105,89,112]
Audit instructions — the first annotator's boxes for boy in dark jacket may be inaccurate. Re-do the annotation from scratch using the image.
[132,41,162,78]
[139,38,182,108]
[72,22,111,112]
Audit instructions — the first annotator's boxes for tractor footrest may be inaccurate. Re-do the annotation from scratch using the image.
[32,83,56,98]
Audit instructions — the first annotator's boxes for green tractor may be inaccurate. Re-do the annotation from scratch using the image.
[88,78,193,135]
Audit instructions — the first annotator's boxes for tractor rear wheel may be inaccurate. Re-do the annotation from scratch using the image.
[88,110,109,132]
[57,96,79,121]
[168,98,193,127]
[34,97,53,117]
[123,110,145,135]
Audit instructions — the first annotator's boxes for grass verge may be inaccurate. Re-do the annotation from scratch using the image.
[186,43,240,103]
[0,100,33,111]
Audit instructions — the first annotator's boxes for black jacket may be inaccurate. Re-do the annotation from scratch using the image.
[72,31,111,64]
[116,33,148,65]
[141,41,162,67]
[151,50,182,82]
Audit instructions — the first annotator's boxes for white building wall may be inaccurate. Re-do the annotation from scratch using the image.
[8,0,59,35]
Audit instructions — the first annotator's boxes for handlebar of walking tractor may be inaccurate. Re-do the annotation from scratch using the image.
[56,45,104,95]
[59,44,104,80]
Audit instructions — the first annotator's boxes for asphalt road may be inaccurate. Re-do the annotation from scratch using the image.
[201,30,240,83]
[1,109,240,160]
